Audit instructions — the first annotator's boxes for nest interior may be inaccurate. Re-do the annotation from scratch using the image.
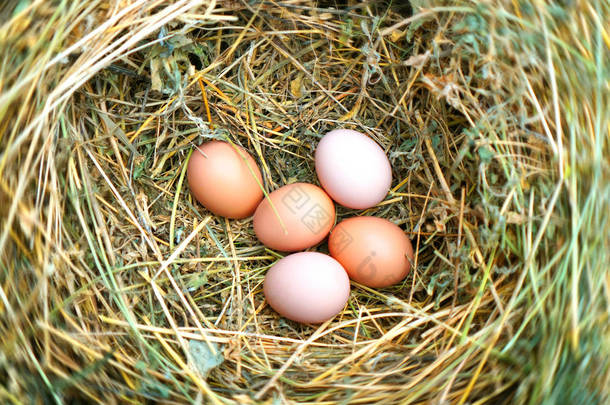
[1,1,608,404]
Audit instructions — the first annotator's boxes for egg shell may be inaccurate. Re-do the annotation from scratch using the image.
[187,141,263,219]
[315,129,392,209]
[253,183,335,252]
[263,252,350,323]
[328,216,413,288]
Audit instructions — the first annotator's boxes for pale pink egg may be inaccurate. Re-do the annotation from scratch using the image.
[263,252,350,324]
[315,129,392,209]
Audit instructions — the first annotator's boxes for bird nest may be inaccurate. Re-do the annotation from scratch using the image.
[1,1,608,404]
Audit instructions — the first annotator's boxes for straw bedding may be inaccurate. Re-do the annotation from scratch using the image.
[0,1,608,404]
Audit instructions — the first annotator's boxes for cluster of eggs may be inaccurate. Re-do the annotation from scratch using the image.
[187,129,414,324]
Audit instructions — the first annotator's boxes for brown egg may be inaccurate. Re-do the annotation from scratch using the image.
[328,216,413,288]
[253,183,335,251]
[264,252,350,324]
[187,141,263,219]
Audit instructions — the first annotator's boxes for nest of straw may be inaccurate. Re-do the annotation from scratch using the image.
[1,1,608,404]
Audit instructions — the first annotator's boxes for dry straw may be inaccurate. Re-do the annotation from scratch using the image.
[1,0,608,404]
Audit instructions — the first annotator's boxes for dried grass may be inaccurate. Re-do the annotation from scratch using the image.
[1,0,608,404]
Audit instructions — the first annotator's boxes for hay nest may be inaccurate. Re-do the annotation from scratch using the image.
[1,1,608,403]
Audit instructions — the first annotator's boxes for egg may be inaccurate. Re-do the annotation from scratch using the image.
[187,141,263,219]
[253,183,335,251]
[328,216,413,288]
[315,128,392,209]
[263,252,350,323]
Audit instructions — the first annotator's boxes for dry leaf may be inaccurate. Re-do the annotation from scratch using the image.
[290,73,304,98]
[402,50,431,67]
